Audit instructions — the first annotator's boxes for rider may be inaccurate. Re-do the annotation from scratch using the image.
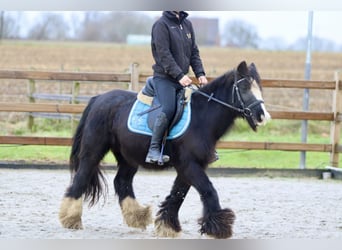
[145,11,209,164]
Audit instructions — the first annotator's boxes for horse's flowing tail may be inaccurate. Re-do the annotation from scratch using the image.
[69,96,96,172]
[69,96,107,206]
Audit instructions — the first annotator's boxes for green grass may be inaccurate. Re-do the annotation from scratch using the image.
[0,118,340,169]
[0,145,71,164]
[0,145,332,169]
[210,119,336,169]
[212,150,331,169]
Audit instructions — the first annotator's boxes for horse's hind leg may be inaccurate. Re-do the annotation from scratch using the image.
[154,175,190,237]
[114,157,152,230]
[59,141,109,229]
[59,194,83,229]
[59,164,91,229]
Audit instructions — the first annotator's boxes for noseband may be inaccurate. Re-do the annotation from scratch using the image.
[190,74,264,119]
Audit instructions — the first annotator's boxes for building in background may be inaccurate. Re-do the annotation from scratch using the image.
[190,17,220,46]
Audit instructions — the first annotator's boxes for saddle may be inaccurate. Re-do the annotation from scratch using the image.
[138,77,190,130]
[127,77,192,139]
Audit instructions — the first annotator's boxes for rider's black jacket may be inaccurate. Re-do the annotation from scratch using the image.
[151,11,206,82]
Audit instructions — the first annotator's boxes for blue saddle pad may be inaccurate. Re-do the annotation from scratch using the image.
[127,100,191,140]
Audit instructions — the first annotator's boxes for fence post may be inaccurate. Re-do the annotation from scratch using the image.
[71,81,80,132]
[130,63,140,92]
[71,81,80,104]
[27,79,36,131]
[330,71,341,167]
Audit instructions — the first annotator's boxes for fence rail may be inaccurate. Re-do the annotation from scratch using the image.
[0,102,337,121]
[0,65,341,167]
[0,136,336,152]
[0,70,131,82]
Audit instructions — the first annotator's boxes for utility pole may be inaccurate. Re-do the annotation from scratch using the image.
[300,11,313,169]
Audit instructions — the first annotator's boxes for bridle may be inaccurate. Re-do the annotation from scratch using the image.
[190,73,264,119]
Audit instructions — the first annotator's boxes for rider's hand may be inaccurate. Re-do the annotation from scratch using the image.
[198,76,208,85]
[179,75,192,87]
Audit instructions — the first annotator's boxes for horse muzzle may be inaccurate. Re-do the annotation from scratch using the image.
[246,103,271,131]
[257,103,271,126]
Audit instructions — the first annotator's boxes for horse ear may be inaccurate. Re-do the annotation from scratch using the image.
[249,62,257,75]
[249,62,261,83]
[249,62,256,71]
[237,61,248,75]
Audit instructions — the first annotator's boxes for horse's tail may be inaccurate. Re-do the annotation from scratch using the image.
[69,96,107,206]
[69,96,96,172]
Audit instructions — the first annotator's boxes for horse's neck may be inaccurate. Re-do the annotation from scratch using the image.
[192,86,237,141]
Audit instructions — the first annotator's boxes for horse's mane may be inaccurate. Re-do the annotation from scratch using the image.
[200,63,261,93]
[199,69,235,95]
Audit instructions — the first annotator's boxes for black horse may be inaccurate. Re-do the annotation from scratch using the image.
[59,61,270,239]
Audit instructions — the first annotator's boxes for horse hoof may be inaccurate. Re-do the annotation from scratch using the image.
[198,208,235,239]
[121,197,152,230]
[154,216,181,238]
[59,197,83,229]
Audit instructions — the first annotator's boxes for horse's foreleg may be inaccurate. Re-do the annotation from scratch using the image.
[114,163,152,230]
[154,175,190,237]
[183,163,235,239]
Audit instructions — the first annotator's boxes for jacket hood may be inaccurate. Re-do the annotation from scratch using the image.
[163,11,188,22]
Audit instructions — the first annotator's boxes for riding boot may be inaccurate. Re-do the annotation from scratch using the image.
[145,112,170,164]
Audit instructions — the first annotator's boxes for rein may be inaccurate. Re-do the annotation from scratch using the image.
[189,76,264,118]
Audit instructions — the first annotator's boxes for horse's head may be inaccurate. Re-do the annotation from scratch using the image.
[233,61,271,131]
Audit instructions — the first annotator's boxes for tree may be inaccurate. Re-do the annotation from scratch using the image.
[104,12,153,42]
[258,36,288,51]
[222,19,260,48]
[0,12,21,39]
[78,12,153,42]
[26,13,70,40]
[289,36,342,52]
